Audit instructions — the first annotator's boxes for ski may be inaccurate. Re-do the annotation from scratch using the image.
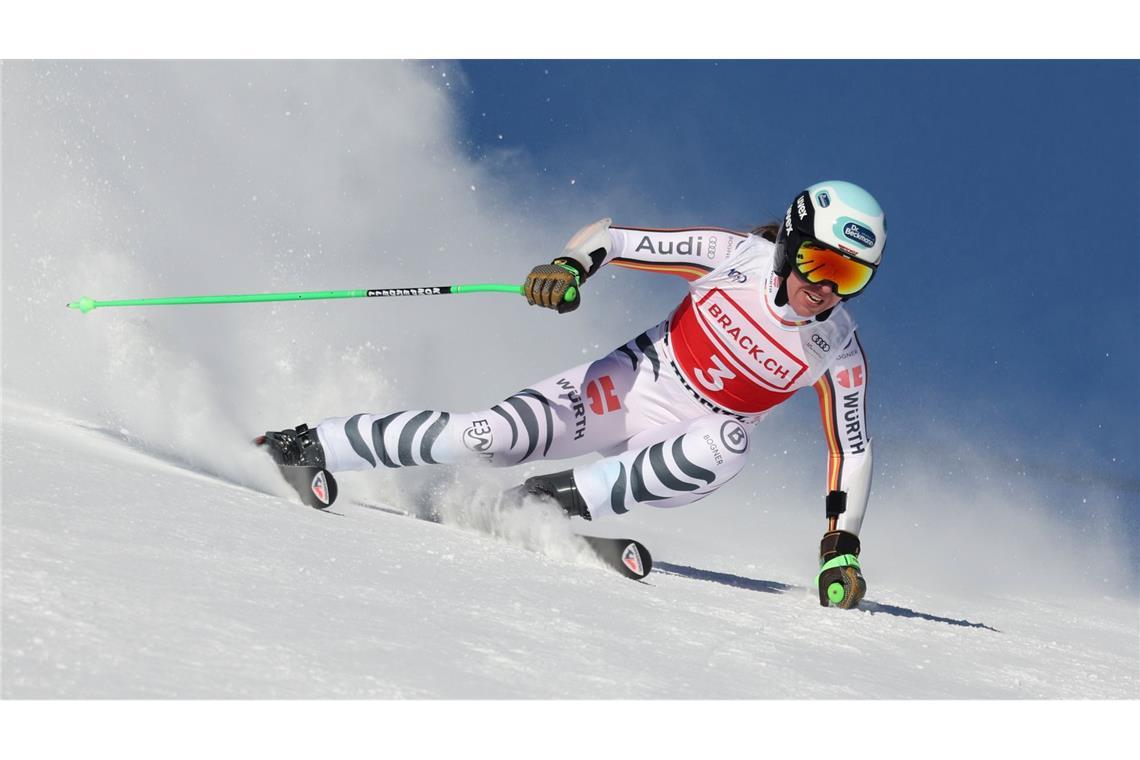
[580,536,652,580]
[257,436,652,580]
[254,434,338,510]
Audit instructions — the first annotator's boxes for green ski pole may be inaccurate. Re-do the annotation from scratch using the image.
[67,282,576,314]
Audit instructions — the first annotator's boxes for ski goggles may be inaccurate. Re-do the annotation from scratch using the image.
[792,240,877,297]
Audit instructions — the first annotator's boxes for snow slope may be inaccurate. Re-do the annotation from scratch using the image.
[4,396,1136,699]
[3,61,1136,704]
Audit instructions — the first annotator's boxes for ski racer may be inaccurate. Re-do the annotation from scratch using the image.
[261,180,886,609]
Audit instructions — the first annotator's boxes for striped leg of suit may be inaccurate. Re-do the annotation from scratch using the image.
[311,321,743,522]
[572,416,752,519]
[314,388,605,473]
[312,327,674,474]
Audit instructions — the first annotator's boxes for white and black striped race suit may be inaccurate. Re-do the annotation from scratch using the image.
[315,226,873,534]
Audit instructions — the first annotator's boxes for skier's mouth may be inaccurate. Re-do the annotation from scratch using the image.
[804,291,825,305]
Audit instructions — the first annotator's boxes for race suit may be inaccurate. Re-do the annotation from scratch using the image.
[313,226,873,534]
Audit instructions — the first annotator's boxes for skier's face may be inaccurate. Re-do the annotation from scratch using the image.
[785,269,842,317]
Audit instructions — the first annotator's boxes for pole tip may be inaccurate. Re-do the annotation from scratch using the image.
[67,297,97,314]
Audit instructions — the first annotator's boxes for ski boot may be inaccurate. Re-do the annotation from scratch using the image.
[504,468,592,520]
[255,424,338,510]
[505,470,653,579]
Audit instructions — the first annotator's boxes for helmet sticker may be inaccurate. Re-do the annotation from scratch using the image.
[816,190,831,208]
[834,217,877,249]
[796,193,810,221]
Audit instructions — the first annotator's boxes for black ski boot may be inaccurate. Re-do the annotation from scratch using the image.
[255,424,338,510]
[506,470,655,579]
[506,468,591,520]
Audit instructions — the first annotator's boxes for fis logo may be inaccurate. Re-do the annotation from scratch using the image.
[816,190,831,208]
[726,268,748,284]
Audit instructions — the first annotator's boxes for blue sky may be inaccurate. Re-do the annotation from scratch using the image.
[456,60,1140,499]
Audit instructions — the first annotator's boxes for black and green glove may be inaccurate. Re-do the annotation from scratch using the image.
[524,218,613,314]
[524,259,582,313]
[816,529,866,609]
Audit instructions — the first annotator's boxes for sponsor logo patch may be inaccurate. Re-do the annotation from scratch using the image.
[694,288,808,391]
[720,421,748,454]
[462,419,493,452]
[368,287,442,297]
[703,434,725,465]
[836,366,865,388]
[812,334,831,352]
[839,219,876,249]
[634,235,705,257]
[841,392,867,454]
[310,471,330,505]
[816,190,831,208]
[622,543,644,575]
[556,378,587,440]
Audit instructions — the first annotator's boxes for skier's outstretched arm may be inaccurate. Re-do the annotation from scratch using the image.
[523,218,751,311]
[812,331,873,608]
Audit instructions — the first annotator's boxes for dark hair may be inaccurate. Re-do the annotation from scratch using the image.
[750,222,780,242]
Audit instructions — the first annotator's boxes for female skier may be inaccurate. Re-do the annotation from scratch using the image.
[261,180,886,608]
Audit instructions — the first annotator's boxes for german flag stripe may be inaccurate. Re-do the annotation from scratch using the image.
[609,258,711,281]
[853,331,869,439]
[611,224,749,236]
[813,373,844,492]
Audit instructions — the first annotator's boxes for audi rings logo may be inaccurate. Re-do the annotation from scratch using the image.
[811,334,831,352]
[720,421,748,454]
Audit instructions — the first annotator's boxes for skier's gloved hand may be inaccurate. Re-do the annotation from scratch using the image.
[816,530,866,609]
[523,218,614,314]
[524,261,582,313]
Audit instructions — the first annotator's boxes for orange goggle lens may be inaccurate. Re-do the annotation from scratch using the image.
[794,242,876,296]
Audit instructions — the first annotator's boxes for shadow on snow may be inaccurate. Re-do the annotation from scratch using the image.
[656,562,1000,632]
[655,562,795,595]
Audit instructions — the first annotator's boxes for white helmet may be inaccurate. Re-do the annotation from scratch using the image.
[773,180,887,304]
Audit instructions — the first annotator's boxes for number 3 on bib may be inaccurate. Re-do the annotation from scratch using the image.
[694,354,738,392]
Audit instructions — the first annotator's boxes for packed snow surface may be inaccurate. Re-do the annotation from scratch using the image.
[4,61,1136,700]
[3,397,1136,698]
